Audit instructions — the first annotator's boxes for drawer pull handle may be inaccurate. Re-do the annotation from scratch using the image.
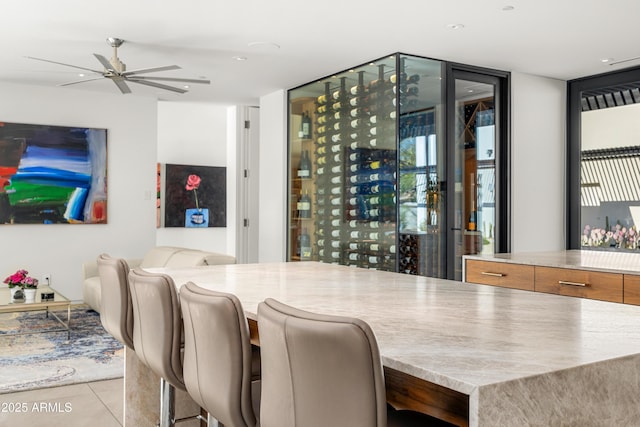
[481,272,505,277]
[558,280,588,287]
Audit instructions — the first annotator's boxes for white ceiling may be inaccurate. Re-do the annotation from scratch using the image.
[2,0,639,105]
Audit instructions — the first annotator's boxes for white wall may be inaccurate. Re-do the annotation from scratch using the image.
[156,101,235,255]
[0,82,158,301]
[258,90,287,262]
[582,103,640,150]
[510,72,566,252]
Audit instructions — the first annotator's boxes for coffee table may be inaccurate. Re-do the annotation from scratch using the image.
[0,286,71,339]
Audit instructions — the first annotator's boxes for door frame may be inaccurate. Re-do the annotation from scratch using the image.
[445,64,511,279]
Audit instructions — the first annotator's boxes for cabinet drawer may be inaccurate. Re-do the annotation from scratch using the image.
[465,260,534,291]
[624,275,640,305]
[534,267,623,303]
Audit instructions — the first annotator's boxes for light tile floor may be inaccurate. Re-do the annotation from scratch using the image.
[0,378,123,427]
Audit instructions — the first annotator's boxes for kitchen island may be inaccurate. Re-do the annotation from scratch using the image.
[126,262,640,426]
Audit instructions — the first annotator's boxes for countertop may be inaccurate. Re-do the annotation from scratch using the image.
[146,261,640,425]
[147,261,640,394]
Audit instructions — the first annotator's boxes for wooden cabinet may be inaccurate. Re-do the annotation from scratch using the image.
[465,256,638,305]
[534,267,623,303]
[465,260,534,291]
[624,275,640,305]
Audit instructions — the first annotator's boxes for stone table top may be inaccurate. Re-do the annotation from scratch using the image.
[146,261,640,396]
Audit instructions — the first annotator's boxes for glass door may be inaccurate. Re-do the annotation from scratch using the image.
[448,70,507,280]
[397,56,446,277]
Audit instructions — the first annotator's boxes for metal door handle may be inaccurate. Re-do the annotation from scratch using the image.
[558,280,588,287]
[481,272,505,277]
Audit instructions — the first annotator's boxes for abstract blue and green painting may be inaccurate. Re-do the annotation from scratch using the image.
[0,122,107,224]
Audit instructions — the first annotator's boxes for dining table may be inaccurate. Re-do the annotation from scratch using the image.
[124,261,640,427]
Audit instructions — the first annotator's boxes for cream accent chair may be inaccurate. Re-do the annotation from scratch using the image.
[83,246,235,313]
[180,282,260,427]
[257,298,456,427]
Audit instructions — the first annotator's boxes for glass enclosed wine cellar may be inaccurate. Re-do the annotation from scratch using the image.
[287,53,509,279]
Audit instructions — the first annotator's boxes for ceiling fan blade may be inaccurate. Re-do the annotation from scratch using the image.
[59,77,106,87]
[26,56,103,74]
[122,65,181,76]
[126,76,210,85]
[111,78,132,94]
[127,78,187,94]
[93,54,114,72]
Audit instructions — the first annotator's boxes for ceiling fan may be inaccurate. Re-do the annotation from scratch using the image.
[27,37,210,94]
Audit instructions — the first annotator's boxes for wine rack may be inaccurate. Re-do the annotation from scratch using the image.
[288,54,424,272]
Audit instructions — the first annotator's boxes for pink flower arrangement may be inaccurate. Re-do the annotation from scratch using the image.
[185,174,202,210]
[582,224,638,250]
[3,269,39,289]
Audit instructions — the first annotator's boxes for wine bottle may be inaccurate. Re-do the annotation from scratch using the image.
[302,191,313,217]
[332,76,348,100]
[297,150,311,178]
[317,81,331,105]
[369,64,386,91]
[298,190,311,218]
[468,175,477,231]
[350,119,364,129]
[299,228,311,260]
[350,107,365,118]
[300,111,312,139]
[468,210,477,231]
[350,71,366,96]
[317,208,341,216]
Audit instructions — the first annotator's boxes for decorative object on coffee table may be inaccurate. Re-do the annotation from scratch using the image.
[4,269,38,302]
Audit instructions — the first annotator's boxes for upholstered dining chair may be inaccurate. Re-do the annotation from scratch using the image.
[179,282,260,427]
[96,253,134,350]
[128,268,186,427]
[257,298,456,427]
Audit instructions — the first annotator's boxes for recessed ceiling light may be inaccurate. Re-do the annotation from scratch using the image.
[78,73,85,77]
[601,58,613,63]
[447,24,465,30]
[183,85,190,89]
[247,41,280,49]
[232,56,248,61]
[502,5,515,11]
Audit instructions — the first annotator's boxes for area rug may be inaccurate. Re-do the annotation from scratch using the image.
[0,305,124,394]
